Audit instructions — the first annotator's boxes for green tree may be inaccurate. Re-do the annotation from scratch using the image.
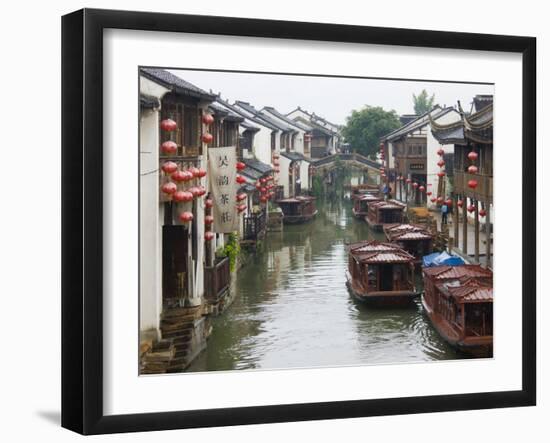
[413,89,436,115]
[341,106,400,158]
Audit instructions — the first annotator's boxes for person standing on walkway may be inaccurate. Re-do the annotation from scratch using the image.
[440,202,449,225]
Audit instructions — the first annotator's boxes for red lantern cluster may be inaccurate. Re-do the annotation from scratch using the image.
[204,231,215,241]
[467,179,478,190]
[205,215,214,225]
[205,199,213,208]
[436,146,445,179]
[236,175,246,184]
[201,133,213,144]
[236,161,246,171]
[468,151,479,162]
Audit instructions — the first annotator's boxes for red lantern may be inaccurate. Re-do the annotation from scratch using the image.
[430,197,437,203]
[437,171,445,178]
[260,195,267,203]
[479,209,487,217]
[255,182,262,190]
[161,141,178,155]
[205,215,214,225]
[160,119,177,132]
[188,187,200,198]
[260,178,267,184]
[202,113,214,125]
[467,179,478,189]
[237,193,247,202]
[412,182,418,188]
[437,160,445,167]
[172,190,185,202]
[437,196,444,204]
[190,167,200,178]
[381,173,386,178]
[445,198,453,206]
[179,211,193,222]
[201,133,213,144]
[426,191,432,196]
[204,231,215,241]
[205,199,213,208]
[236,161,246,171]
[437,148,445,156]
[468,151,478,161]
[161,182,177,195]
[261,187,267,193]
[197,185,207,196]
[197,168,207,178]
[419,185,425,192]
[457,199,464,208]
[236,175,246,184]
[467,205,476,213]
[161,161,178,174]
[406,178,412,184]
[237,204,247,213]
[171,170,186,182]
[467,165,478,174]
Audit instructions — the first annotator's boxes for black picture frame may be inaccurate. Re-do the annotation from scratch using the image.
[62,8,536,435]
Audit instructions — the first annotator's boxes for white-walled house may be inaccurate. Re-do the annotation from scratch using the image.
[139,68,226,373]
[286,107,340,156]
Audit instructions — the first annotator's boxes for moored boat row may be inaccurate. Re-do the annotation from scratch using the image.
[346,190,493,357]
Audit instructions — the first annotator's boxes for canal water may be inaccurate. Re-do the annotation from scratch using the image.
[188,197,464,372]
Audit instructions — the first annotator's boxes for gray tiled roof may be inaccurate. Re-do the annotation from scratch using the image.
[140,94,160,109]
[140,68,216,101]
[215,98,279,131]
[281,151,306,162]
[235,101,296,132]
[243,158,273,174]
[262,107,313,132]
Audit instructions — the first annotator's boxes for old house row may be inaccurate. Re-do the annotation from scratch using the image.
[379,95,493,268]
[138,68,341,372]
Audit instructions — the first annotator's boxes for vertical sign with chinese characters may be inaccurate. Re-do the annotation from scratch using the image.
[208,146,239,232]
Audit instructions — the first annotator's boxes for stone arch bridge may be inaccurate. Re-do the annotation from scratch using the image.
[310,153,381,175]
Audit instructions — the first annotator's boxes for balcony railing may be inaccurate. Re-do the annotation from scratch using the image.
[243,211,266,242]
[454,171,493,202]
[204,256,230,302]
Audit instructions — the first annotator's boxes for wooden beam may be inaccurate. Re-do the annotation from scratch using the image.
[474,200,480,263]
[462,200,468,255]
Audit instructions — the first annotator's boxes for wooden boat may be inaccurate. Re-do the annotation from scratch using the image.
[277,195,318,224]
[422,265,493,356]
[346,240,418,307]
[383,223,433,267]
[352,193,381,219]
[349,183,379,199]
[366,199,406,231]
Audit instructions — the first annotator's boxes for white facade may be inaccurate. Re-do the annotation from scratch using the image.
[139,77,169,342]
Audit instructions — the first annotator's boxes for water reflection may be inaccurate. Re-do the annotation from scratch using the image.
[188,197,463,372]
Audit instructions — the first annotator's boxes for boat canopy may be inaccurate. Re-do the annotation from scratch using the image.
[422,251,465,267]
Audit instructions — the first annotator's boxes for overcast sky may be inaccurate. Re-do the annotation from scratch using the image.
[169,69,494,125]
